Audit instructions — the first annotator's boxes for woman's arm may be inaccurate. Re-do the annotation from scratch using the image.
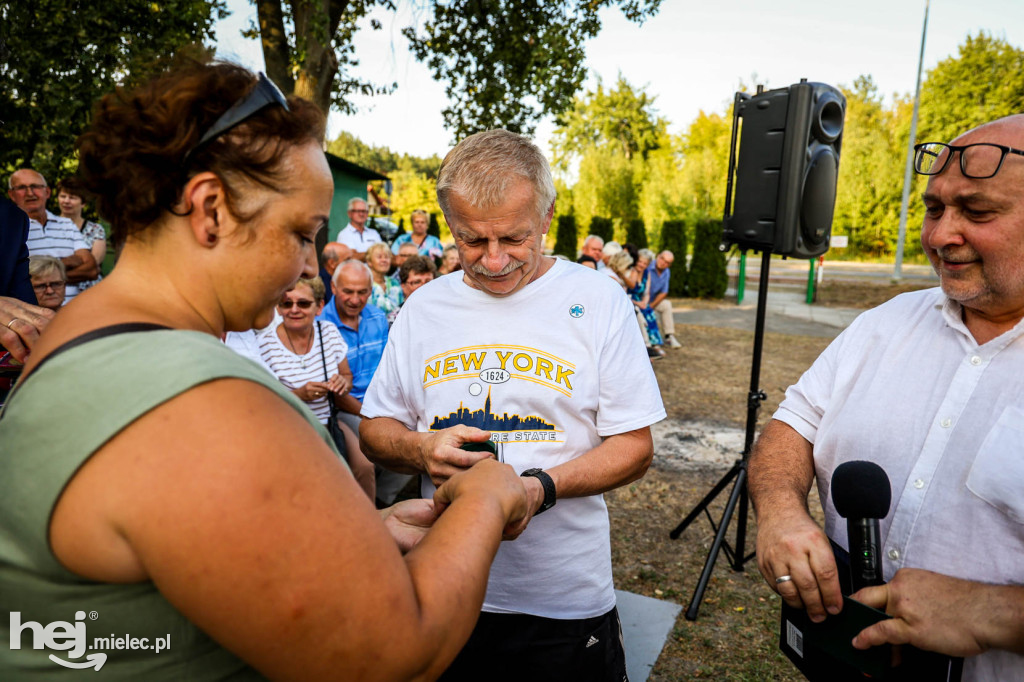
[49,378,527,681]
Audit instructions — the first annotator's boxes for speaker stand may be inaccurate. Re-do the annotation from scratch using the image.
[669,248,772,621]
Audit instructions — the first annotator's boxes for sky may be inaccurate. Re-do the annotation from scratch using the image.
[214,0,1024,160]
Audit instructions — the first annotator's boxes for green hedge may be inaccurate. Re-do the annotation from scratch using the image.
[660,219,688,298]
[687,217,728,299]
[553,214,578,259]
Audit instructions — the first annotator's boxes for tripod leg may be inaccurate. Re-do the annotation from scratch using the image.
[732,466,750,571]
[684,466,748,621]
[669,461,741,539]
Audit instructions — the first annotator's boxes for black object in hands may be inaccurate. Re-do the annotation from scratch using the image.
[832,461,891,592]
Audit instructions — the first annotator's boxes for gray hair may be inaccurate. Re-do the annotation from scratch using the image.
[583,234,604,248]
[436,129,556,220]
[9,168,47,190]
[602,241,622,258]
[347,197,367,211]
[28,255,65,280]
[333,259,373,287]
[638,248,656,263]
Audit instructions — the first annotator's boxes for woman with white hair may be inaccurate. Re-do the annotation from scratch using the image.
[28,255,67,312]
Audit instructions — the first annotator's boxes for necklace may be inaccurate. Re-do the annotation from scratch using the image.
[282,325,314,368]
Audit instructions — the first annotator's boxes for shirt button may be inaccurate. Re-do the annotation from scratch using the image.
[888,549,900,561]
[940,418,952,428]
[970,355,982,365]
[914,478,925,489]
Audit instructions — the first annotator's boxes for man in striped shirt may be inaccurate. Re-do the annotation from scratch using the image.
[8,169,97,301]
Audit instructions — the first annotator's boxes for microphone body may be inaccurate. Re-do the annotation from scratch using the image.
[831,460,892,594]
[846,517,884,591]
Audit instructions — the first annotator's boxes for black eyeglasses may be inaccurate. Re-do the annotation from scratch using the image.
[32,280,66,291]
[913,142,1024,179]
[279,299,315,310]
[10,183,47,193]
[183,72,289,166]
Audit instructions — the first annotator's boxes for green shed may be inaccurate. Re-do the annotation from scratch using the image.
[325,153,389,242]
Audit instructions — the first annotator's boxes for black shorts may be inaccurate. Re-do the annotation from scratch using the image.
[438,607,628,682]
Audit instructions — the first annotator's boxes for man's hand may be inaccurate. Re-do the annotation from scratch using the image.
[417,425,495,486]
[380,498,439,553]
[756,509,843,623]
[852,568,1024,658]
[499,475,546,540]
[0,297,54,362]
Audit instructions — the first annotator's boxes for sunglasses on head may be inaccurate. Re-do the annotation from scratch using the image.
[279,299,315,310]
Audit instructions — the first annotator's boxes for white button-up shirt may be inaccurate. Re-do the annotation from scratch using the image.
[775,287,1024,681]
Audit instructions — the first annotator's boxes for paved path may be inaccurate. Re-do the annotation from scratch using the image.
[672,288,863,339]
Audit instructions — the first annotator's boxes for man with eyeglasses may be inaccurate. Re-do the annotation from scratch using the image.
[337,197,382,261]
[749,115,1024,680]
[7,169,97,302]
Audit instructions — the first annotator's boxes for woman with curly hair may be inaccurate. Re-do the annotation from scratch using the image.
[0,61,527,680]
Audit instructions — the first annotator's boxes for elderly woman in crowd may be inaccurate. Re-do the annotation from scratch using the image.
[629,247,665,350]
[438,243,461,275]
[0,60,527,680]
[365,240,399,316]
[259,276,375,500]
[27,255,67,312]
[391,209,443,261]
[56,177,106,290]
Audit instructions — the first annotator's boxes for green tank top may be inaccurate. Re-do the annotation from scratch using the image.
[0,328,346,680]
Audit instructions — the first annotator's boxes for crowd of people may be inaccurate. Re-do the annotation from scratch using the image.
[2,57,1023,682]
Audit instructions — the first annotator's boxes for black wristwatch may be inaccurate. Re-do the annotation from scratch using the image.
[521,468,556,515]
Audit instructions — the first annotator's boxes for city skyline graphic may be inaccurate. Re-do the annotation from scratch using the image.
[430,387,555,432]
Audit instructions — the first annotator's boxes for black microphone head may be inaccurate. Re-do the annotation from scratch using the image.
[832,460,892,519]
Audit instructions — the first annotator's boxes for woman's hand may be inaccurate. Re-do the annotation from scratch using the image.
[380,499,439,553]
[326,373,351,397]
[295,381,331,403]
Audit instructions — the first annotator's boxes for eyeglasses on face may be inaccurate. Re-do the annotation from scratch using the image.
[32,280,66,291]
[183,72,290,166]
[10,184,47,193]
[349,209,368,214]
[278,299,315,310]
[913,142,1024,179]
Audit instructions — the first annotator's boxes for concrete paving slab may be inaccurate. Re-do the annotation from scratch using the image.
[616,589,683,682]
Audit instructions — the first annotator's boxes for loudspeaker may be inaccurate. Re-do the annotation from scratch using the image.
[722,81,845,259]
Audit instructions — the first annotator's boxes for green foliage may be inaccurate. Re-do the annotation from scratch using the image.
[404,1,661,138]
[588,216,614,244]
[688,217,727,299]
[553,215,578,259]
[659,220,688,297]
[552,75,668,170]
[625,218,647,249]
[572,148,639,231]
[0,0,226,179]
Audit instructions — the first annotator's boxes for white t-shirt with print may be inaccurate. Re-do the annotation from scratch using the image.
[362,258,665,619]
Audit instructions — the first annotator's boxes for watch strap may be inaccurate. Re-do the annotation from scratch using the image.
[521,468,556,515]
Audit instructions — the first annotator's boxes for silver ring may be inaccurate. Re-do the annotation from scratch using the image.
[6,318,19,330]
[775,575,793,584]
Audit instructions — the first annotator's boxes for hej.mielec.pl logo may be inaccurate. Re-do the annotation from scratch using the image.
[9,610,171,671]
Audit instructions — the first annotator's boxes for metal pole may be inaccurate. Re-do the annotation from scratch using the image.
[737,251,746,304]
[806,259,816,304]
[894,0,930,281]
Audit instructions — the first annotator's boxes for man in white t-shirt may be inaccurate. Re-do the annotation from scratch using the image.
[360,129,665,681]
[8,169,97,301]
[749,114,1024,681]
[336,197,381,260]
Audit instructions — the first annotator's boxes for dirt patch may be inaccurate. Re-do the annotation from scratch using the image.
[609,306,850,679]
[817,280,933,308]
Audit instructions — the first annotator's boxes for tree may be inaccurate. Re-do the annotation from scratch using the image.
[625,218,647,249]
[659,219,688,297]
[250,0,660,134]
[687,216,727,299]
[552,75,667,170]
[404,1,661,138]
[553,215,578,259]
[588,216,614,245]
[0,0,226,178]
[428,212,441,239]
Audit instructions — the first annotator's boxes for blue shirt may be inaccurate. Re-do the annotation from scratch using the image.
[646,265,671,299]
[318,301,389,401]
[391,233,444,260]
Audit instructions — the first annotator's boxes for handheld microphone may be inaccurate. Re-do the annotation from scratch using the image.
[831,461,892,592]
